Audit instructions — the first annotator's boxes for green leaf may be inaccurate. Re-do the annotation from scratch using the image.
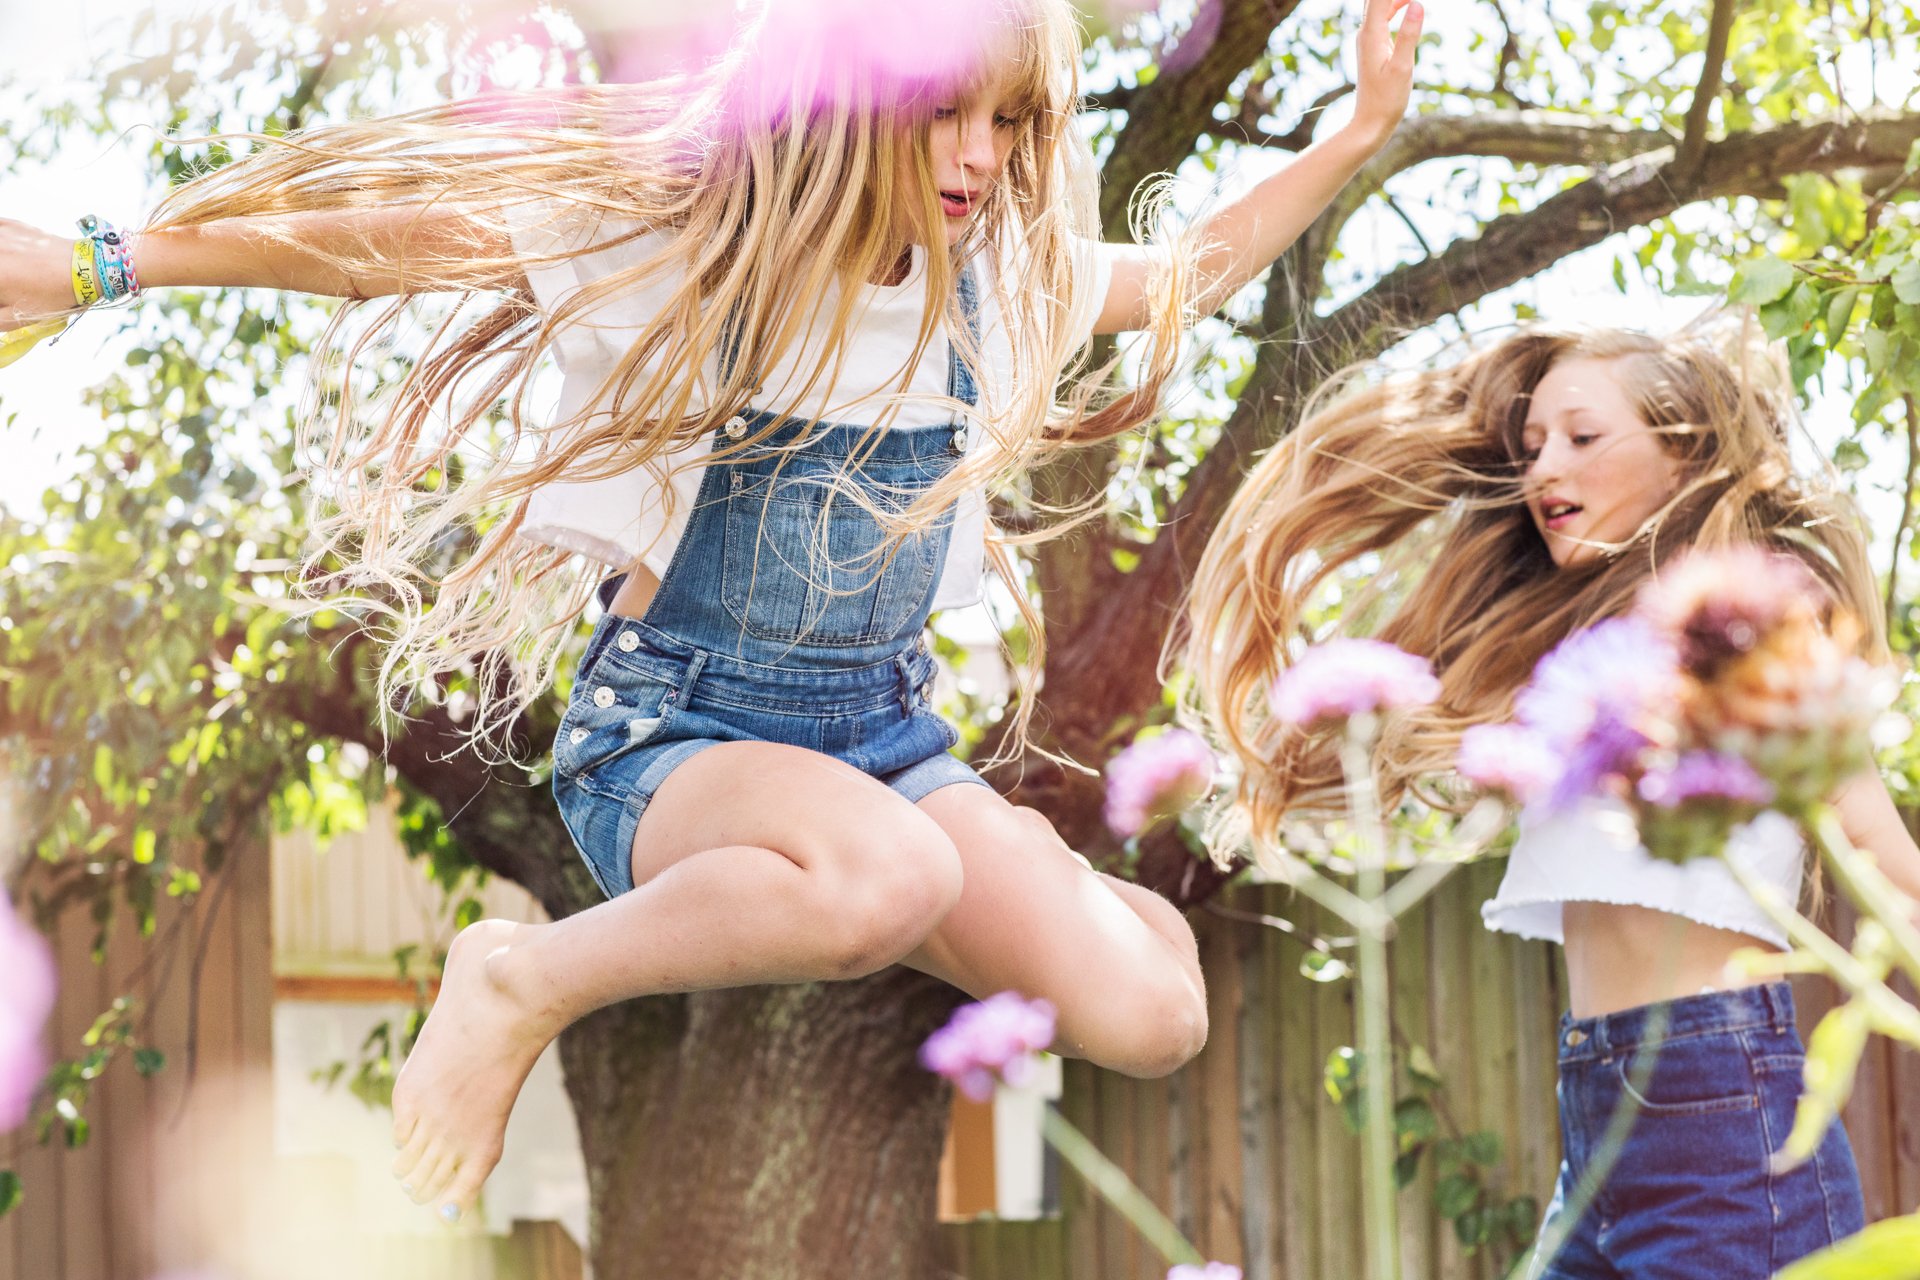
[0,1172,19,1218]
[1893,257,1920,307]
[133,1048,166,1077]
[1434,1171,1479,1219]
[1300,950,1350,983]
[1729,257,1797,306]
[1779,1002,1869,1168]
[1772,1213,1920,1280]
[1460,1130,1502,1166]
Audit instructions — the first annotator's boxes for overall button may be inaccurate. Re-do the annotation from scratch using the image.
[949,425,968,455]
[617,630,640,652]
[1565,1029,1588,1048]
[724,414,749,440]
[592,686,617,709]
[569,728,589,745]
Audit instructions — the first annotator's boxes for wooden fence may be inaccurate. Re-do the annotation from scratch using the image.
[942,862,1920,1280]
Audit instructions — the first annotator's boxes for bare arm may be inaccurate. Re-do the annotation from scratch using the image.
[1831,768,1920,925]
[1,205,520,330]
[1092,0,1423,334]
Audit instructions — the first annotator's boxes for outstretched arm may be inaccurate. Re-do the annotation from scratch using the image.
[0,206,520,331]
[1091,0,1423,334]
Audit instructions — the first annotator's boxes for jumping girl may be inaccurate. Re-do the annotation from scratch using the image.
[1187,324,1920,1277]
[0,0,1422,1226]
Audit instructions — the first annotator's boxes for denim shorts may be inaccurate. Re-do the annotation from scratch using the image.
[1530,982,1865,1279]
[550,613,986,900]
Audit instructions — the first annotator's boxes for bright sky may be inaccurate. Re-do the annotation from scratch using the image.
[0,1,1907,554]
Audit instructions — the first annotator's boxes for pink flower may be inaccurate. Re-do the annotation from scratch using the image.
[1636,549,1820,679]
[1270,639,1440,729]
[1457,723,1560,805]
[919,992,1057,1102]
[1103,729,1217,838]
[0,894,55,1130]
[1168,1265,1243,1280]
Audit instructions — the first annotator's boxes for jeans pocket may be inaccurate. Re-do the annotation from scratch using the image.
[553,664,678,778]
[1613,1038,1761,1116]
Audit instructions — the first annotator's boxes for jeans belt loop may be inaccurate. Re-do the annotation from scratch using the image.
[669,649,708,711]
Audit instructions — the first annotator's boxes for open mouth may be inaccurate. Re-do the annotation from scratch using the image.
[1540,500,1583,531]
[939,190,976,218]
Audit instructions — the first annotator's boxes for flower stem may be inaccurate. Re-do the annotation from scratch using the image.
[1803,802,1920,992]
[1041,1106,1205,1266]
[1342,731,1401,1280]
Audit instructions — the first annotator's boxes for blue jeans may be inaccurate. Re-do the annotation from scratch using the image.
[1532,983,1865,1279]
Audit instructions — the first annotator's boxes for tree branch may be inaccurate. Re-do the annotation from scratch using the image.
[1675,0,1738,177]
[1098,0,1308,235]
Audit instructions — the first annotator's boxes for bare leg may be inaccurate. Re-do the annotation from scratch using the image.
[904,786,1209,1079]
[391,742,964,1219]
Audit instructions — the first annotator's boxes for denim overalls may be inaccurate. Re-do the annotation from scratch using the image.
[550,268,989,899]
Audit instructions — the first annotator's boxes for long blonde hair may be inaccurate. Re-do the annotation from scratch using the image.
[144,0,1196,748]
[1185,321,1885,860]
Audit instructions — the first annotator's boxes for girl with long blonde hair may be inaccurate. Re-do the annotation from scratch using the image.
[0,0,1422,1225]
[1188,323,1920,1277]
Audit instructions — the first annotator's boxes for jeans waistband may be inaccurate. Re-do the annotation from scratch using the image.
[1557,982,1796,1062]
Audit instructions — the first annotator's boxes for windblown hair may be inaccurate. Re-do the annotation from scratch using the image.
[144,0,1197,750]
[1185,320,1885,863]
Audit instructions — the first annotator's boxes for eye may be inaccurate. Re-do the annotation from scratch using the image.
[1570,433,1598,447]
[993,113,1024,130]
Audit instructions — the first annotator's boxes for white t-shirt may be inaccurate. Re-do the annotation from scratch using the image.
[1480,799,1805,950]
[509,208,1116,612]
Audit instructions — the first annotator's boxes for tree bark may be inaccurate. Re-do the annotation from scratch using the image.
[556,971,963,1279]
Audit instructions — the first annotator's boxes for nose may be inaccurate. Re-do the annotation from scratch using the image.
[1527,436,1569,487]
[956,112,1002,179]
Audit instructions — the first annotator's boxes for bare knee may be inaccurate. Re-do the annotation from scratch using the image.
[1110,972,1209,1078]
[808,819,963,978]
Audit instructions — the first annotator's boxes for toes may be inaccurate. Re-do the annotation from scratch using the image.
[438,1156,493,1226]
[406,1145,452,1204]
[391,1126,432,1183]
[418,1148,463,1206]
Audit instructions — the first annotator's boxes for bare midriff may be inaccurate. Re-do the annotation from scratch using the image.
[606,566,663,620]
[1560,901,1779,1019]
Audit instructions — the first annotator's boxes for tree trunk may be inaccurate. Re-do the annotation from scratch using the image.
[556,969,963,1278]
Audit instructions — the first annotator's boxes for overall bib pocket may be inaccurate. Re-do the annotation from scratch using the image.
[719,456,948,647]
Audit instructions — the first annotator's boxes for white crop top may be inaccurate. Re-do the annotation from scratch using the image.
[1480,799,1804,950]
[507,206,1117,612]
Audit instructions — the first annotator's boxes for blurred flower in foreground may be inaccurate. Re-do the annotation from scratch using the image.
[919,992,1057,1102]
[1269,638,1439,730]
[1167,1264,1244,1280]
[1458,547,1896,861]
[1104,728,1217,838]
[0,892,55,1129]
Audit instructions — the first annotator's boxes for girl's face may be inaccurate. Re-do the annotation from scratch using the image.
[906,90,1025,247]
[1520,357,1686,568]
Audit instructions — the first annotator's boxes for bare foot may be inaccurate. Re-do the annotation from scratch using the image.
[391,918,558,1222]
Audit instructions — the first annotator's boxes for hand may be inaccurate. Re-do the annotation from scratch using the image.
[1347,0,1423,149]
[0,218,80,332]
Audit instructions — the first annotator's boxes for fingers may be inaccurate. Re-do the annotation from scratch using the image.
[1392,0,1425,70]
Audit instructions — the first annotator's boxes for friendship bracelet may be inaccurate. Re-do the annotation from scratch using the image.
[75,215,141,307]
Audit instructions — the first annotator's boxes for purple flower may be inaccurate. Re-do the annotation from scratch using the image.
[1168,1266,1243,1280]
[1514,618,1679,753]
[1637,752,1775,810]
[0,893,55,1130]
[1545,713,1652,812]
[919,992,1057,1102]
[1104,729,1217,838]
[1269,639,1440,729]
[1457,723,1561,804]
